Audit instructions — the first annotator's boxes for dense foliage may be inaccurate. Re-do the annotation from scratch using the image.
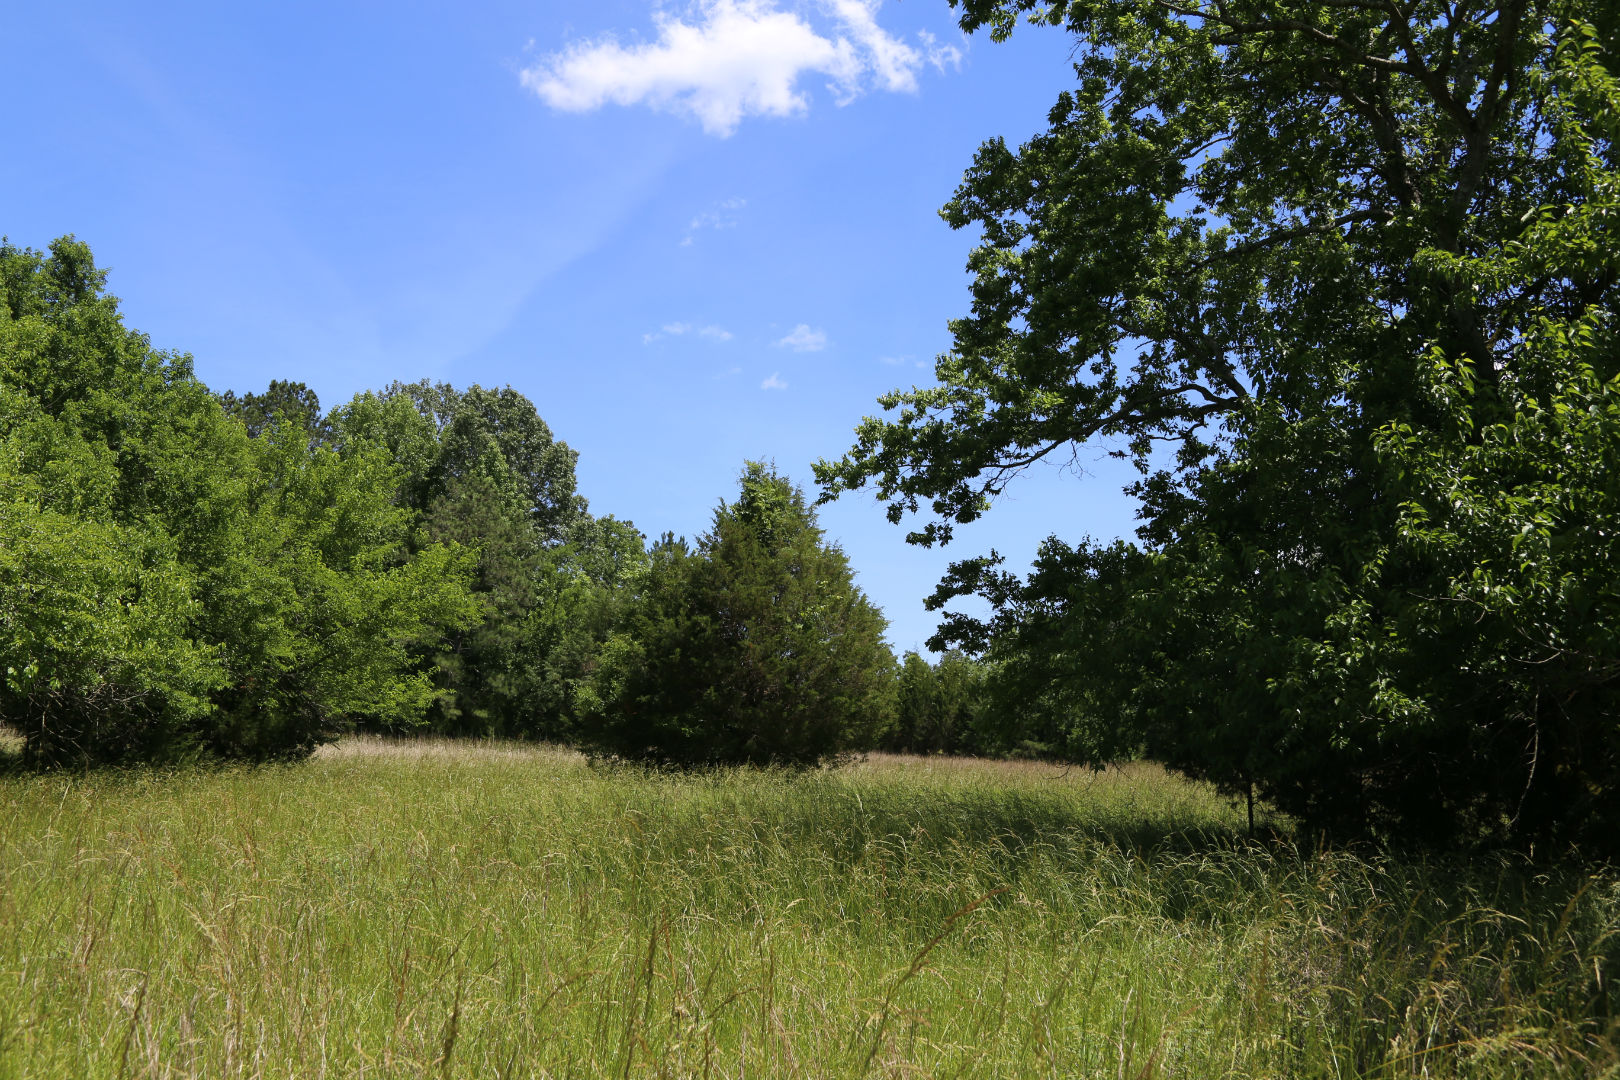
[883,650,995,755]
[820,0,1620,847]
[0,244,898,766]
[580,464,896,766]
[330,380,629,737]
[0,238,480,764]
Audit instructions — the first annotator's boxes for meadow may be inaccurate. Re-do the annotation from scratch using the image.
[0,738,1614,1079]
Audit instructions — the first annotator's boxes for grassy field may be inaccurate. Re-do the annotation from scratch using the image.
[0,738,1614,1078]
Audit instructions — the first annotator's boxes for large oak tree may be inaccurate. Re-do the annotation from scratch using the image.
[818,0,1620,845]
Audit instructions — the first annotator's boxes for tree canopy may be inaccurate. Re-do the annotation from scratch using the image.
[818,0,1620,846]
[0,237,480,764]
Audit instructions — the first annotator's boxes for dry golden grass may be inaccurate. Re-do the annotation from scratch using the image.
[311,732,583,765]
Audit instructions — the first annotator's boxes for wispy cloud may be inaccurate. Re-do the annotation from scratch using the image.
[916,29,964,73]
[775,324,828,352]
[643,321,734,344]
[522,1,962,137]
[825,0,920,92]
[761,372,789,390]
[683,196,746,246]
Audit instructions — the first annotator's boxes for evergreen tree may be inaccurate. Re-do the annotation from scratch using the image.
[885,650,998,756]
[219,379,332,445]
[580,464,895,767]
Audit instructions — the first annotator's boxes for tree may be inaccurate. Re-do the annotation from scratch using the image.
[219,379,332,445]
[0,236,479,764]
[518,514,649,742]
[377,380,588,544]
[884,650,993,755]
[330,380,597,736]
[579,464,895,767]
[818,1,1620,845]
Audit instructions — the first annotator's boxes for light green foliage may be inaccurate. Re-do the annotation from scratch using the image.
[200,424,481,756]
[581,464,895,766]
[332,381,606,737]
[0,237,480,763]
[0,742,1612,1077]
[819,0,1620,847]
[0,499,222,763]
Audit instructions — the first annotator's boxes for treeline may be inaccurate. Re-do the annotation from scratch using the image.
[0,236,997,767]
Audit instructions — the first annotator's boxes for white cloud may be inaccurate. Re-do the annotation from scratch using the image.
[761,372,789,390]
[522,1,960,137]
[684,196,747,245]
[644,321,734,343]
[522,1,858,137]
[879,354,910,365]
[825,0,920,92]
[916,30,964,73]
[775,324,828,352]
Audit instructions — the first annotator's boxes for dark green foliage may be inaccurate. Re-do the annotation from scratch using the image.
[378,380,587,544]
[518,514,649,742]
[884,651,992,755]
[411,472,543,736]
[219,379,332,445]
[819,2,1620,847]
[580,464,896,767]
[0,236,480,764]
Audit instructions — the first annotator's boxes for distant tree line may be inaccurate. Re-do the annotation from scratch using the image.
[0,236,997,768]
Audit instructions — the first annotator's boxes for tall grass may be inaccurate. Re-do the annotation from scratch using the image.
[0,738,1613,1078]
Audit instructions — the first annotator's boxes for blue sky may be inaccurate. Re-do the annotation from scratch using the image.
[6,0,1150,656]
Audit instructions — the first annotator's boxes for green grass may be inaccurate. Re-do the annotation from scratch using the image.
[0,738,1614,1078]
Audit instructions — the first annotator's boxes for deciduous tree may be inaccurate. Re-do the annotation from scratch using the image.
[818,0,1620,845]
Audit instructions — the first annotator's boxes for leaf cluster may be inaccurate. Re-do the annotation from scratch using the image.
[0,237,481,764]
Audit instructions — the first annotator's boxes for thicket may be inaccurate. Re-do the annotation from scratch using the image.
[329,379,644,739]
[820,0,1620,850]
[0,262,902,763]
[0,239,479,765]
[883,650,1009,756]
